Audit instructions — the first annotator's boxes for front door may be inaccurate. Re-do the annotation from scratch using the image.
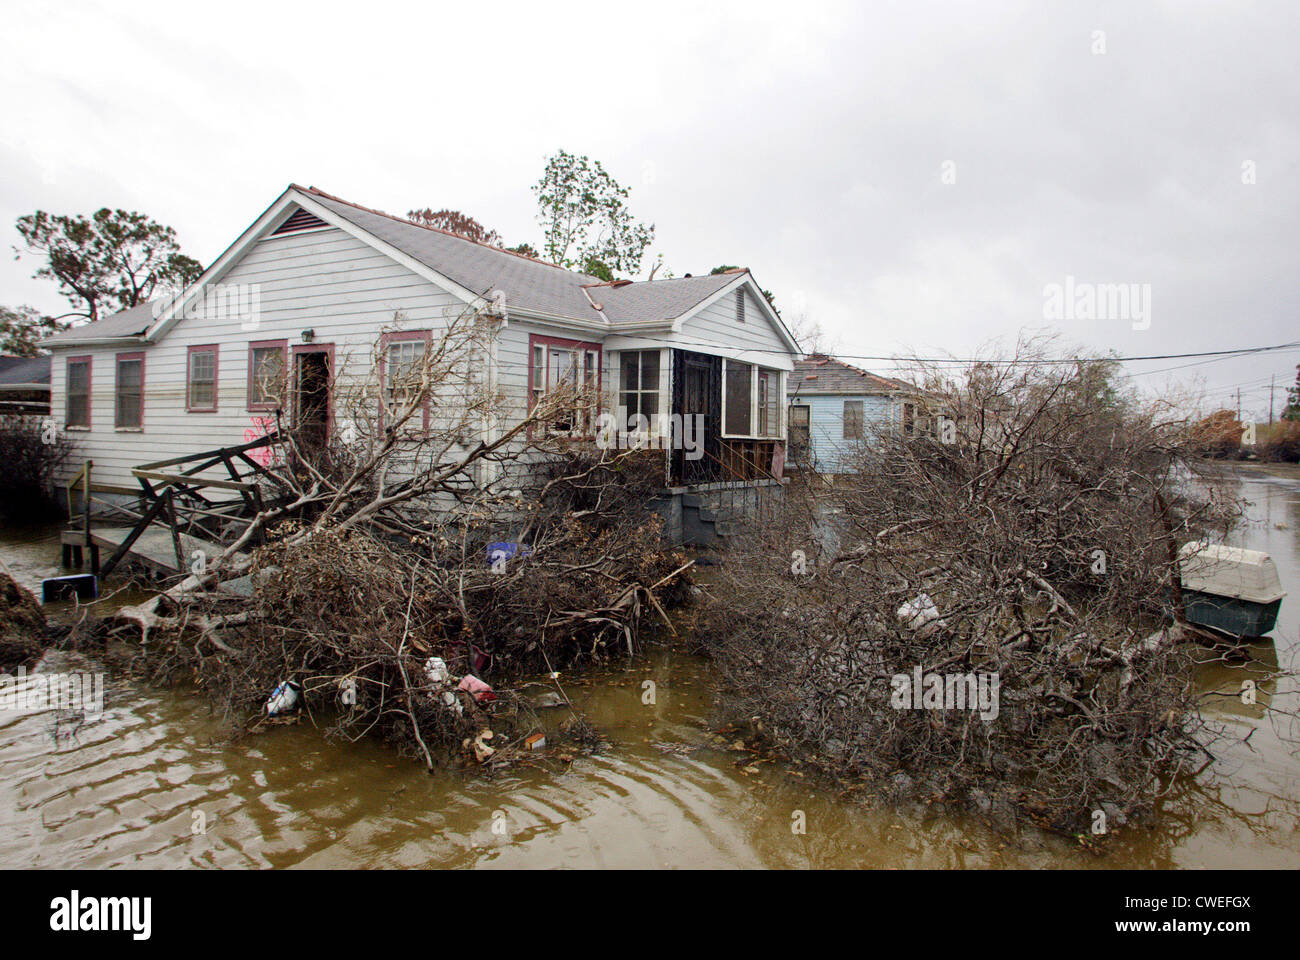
[293,345,333,458]
[673,352,721,484]
[788,404,811,465]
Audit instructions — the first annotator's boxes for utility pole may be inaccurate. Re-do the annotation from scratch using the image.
[1269,374,1275,425]
[1236,388,1241,423]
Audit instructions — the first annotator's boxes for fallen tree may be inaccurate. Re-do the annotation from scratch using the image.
[702,338,1255,836]
[89,301,692,766]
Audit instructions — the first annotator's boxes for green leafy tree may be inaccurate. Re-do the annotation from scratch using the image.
[533,150,654,277]
[14,208,203,323]
[582,256,614,282]
[1284,365,1300,422]
[507,242,540,259]
[0,305,65,356]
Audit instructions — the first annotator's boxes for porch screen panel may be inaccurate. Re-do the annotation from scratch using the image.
[725,361,752,435]
[619,350,659,425]
[757,369,779,437]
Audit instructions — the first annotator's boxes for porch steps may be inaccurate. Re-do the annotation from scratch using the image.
[681,493,745,546]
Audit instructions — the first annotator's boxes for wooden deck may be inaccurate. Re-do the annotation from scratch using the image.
[61,525,242,576]
[59,435,280,580]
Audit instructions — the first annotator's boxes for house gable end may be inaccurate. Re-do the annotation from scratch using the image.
[145,188,484,344]
[671,274,799,356]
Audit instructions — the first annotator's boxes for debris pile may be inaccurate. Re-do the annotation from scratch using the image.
[703,338,1254,835]
[93,447,688,768]
[75,305,692,768]
[0,571,50,671]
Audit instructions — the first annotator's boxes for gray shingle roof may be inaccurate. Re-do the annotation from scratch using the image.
[791,355,907,396]
[42,301,156,346]
[0,355,51,388]
[43,185,758,345]
[594,273,737,322]
[308,191,607,320]
[308,190,744,324]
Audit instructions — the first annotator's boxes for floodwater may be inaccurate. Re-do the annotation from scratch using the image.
[0,464,1298,869]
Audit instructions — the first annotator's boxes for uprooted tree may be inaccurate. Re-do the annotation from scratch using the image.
[94,298,690,768]
[702,337,1259,835]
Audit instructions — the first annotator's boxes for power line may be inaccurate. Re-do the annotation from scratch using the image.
[617,329,1300,367]
[865,341,1300,367]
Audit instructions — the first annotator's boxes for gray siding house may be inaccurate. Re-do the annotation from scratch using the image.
[41,185,801,518]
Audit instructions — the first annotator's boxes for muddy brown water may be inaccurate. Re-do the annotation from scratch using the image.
[1,464,1298,868]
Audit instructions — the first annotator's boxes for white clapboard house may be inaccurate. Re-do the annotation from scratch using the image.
[43,184,800,542]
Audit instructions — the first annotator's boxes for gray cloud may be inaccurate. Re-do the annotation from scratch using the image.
[1,0,1295,415]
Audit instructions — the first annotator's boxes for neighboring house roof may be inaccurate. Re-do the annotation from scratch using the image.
[42,301,157,346]
[0,355,51,391]
[40,184,798,351]
[790,354,909,396]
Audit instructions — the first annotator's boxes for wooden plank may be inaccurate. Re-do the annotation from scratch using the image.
[96,490,175,579]
[131,469,257,492]
[88,525,244,575]
[134,433,280,472]
[164,490,186,572]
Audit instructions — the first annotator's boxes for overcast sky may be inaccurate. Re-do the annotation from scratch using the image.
[2,0,1296,417]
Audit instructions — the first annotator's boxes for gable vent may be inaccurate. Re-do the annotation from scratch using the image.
[272,207,328,235]
[735,287,746,323]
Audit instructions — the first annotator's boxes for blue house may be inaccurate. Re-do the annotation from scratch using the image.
[787,355,913,474]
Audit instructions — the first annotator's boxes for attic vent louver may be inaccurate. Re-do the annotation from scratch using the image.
[272,208,327,235]
[735,288,746,323]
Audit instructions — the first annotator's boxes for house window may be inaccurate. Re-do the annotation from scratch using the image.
[248,340,288,410]
[548,347,578,431]
[528,335,601,434]
[115,352,144,429]
[619,350,660,428]
[187,345,218,412]
[380,331,431,430]
[724,360,752,435]
[65,357,91,428]
[735,288,746,323]
[843,400,864,440]
[530,344,545,410]
[901,401,916,437]
[757,369,779,437]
